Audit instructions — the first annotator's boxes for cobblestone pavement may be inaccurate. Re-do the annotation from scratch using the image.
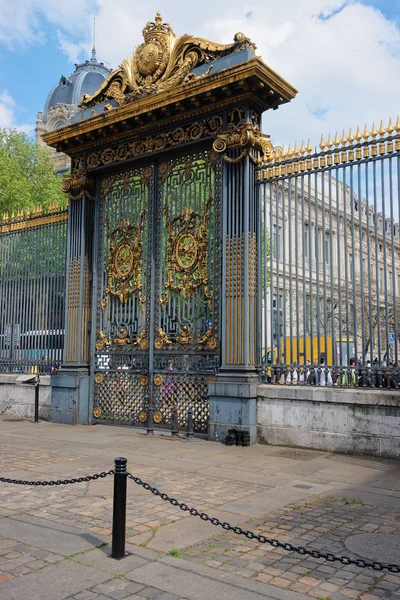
[0,419,399,600]
[180,496,400,599]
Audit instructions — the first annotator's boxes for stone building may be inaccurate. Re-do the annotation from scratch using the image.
[35,48,111,174]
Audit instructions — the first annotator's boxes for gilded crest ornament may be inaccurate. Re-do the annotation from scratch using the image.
[96,330,111,351]
[79,12,255,109]
[105,216,145,304]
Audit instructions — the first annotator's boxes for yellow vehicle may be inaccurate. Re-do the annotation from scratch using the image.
[265,336,356,367]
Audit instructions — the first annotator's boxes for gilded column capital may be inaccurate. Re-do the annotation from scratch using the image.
[61,169,95,201]
[212,121,274,165]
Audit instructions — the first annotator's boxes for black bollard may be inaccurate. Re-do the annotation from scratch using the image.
[34,374,40,423]
[111,457,127,559]
[186,406,194,440]
[146,406,154,436]
[171,405,179,438]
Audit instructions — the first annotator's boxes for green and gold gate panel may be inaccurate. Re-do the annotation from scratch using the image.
[93,150,221,431]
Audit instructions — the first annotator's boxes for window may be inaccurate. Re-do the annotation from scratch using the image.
[304,224,310,263]
[349,253,353,272]
[389,272,392,292]
[272,224,283,260]
[324,232,330,265]
[379,268,384,289]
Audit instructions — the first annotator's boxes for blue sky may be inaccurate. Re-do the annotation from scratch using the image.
[0,0,399,146]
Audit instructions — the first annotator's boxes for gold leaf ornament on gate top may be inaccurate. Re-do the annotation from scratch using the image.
[79,12,255,109]
[105,216,145,304]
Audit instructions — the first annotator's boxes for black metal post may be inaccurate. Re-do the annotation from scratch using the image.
[111,457,127,559]
[34,374,40,423]
[186,406,194,440]
[171,405,179,438]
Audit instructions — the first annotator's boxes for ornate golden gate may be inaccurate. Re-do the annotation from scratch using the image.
[92,150,221,431]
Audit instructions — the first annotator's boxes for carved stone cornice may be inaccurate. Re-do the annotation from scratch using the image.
[79,12,255,109]
[60,169,95,201]
[212,121,274,165]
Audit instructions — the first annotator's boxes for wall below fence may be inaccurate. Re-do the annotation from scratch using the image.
[0,375,51,419]
[257,385,400,459]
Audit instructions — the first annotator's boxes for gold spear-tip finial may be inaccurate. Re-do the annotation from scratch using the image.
[300,140,305,155]
[348,128,355,144]
[355,125,362,141]
[333,131,340,147]
[306,138,312,153]
[327,134,333,149]
[340,130,347,145]
[395,115,400,133]
[320,134,326,150]
[386,117,394,135]
[362,124,370,140]
[378,120,386,137]
[370,122,378,139]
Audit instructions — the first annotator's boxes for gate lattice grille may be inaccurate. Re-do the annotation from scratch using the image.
[93,149,221,431]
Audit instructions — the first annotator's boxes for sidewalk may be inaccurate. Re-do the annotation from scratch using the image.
[0,417,399,600]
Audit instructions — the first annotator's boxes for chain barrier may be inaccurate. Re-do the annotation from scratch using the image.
[0,470,114,486]
[127,472,400,574]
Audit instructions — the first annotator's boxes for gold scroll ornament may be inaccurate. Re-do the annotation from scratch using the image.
[212,121,274,165]
[160,202,211,307]
[104,216,145,304]
[80,12,255,109]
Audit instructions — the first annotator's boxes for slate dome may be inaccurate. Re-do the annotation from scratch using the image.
[43,50,111,119]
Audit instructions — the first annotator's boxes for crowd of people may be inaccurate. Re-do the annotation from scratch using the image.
[267,357,400,388]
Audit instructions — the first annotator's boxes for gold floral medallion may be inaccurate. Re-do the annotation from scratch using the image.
[138,410,147,423]
[175,233,198,270]
[154,374,163,386]
[93,407,102,418]
[207,337,217,350]
[153,411,163,424]
[140,338,149,350]
[95,374,103,384]
[140,374,149,386]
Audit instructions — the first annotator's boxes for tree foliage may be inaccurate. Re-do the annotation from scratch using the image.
[0,128,66,215]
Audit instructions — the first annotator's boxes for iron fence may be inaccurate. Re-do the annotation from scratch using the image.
[257,120,400,388]
[0,208,67,374]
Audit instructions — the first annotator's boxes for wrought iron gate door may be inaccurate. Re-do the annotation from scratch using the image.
[93,149,221,431]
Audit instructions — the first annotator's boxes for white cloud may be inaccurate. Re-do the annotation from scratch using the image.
[0,0,399,147]
[0,89,34,134]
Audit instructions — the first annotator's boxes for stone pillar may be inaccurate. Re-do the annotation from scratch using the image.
[50,159,95,424]
[209,107,263,444]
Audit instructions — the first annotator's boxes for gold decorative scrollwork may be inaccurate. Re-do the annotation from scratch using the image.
[154,328,172,350]
[80,12,255,109]
[96,330,111,351]
[87,116,223,170]
[162,203,211,305]
[134,331,149,350]
[105,216,145,304]
[212,121,274,165]
[176,325,193,345]
[113,328,131,345]
[61,169,95,201]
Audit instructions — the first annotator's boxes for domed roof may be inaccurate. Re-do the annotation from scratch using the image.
[43,50,111,119]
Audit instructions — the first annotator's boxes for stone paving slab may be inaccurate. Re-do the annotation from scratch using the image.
[217,486,324,517]
[125,559,308,600]
[0,559,111,600]
[0,514,107,555]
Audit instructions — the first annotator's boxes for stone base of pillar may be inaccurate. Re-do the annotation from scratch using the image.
[208,370,258,445]
[50,368,90,425]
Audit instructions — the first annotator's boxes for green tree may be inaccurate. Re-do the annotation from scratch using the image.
[0,128,66,215]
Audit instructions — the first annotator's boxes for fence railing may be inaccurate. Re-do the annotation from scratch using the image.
[0,207,67,374]
[257,118,400,387]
